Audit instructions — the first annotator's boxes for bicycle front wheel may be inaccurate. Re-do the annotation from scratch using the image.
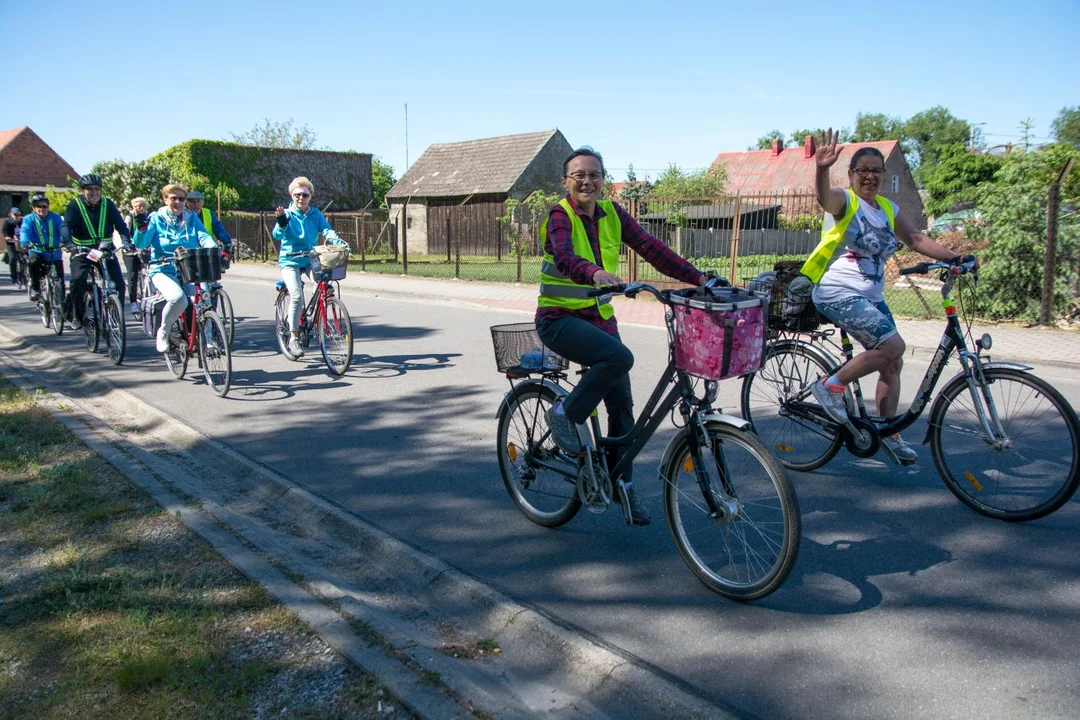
[274,291,300,360]
[50,278,64,335]
[496,382,581,527]
[104,295,126,365]
[164,320,188,380]
[319,297,353,376]
[198,310,232,398]
[662,423,801,601]
[742,341,843,472]
[929,368,1080,521]
[211,286,235,349]
[82,289,100,353]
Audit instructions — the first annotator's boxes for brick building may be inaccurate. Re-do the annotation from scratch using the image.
[712,136,926,230]
[0,126,79,214]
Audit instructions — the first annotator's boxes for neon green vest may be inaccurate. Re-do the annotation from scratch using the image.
[537,198,621,319]
[201,208,216,241]
[73,197,113,247]
[801,188,896,283]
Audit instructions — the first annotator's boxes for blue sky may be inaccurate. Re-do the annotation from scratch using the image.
[7,0,1078,183]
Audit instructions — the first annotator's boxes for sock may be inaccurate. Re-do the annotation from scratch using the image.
[822,374,845,393]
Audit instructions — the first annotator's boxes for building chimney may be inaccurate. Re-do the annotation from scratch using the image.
[804,134,817,159]
[771,138,783,156]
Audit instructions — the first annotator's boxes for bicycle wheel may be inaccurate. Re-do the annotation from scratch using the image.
[662,422,801,601]
[50,278,64,336]
[38,284,50,328]
[211,285,235,349]
[496,382,582,527]
[929,368,1080,521]
[198,310,232,398]
[741,341,843,471]
[274,291,300,360]
[82,289,100,353]
[163,320,188,380]
[104,295,126,365]
[319,297,353,376]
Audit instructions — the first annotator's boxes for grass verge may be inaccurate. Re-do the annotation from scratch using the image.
[0,379,413,719]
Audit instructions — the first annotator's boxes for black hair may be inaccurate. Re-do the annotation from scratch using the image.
[849,147,885,170]
[562,146,605,176]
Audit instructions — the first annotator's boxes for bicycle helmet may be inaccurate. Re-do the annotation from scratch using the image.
[30,193,48,205]
[187,190,204,200]
[78,173,104,188]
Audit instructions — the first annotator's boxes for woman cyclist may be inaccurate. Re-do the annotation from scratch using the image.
[537,147,708,526]
[272,176,347,358]
[802,129,972,463]
[20,194,65,302]
[132,184,218,353]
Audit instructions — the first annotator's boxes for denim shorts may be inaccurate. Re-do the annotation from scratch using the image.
[814,295,898,350]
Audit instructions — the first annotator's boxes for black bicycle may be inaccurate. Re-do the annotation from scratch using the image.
[492,281,800,601]
[741,257,1080,521]
[72,246,126,366]
[34,256,65,336]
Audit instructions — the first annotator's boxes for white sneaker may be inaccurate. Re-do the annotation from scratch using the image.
[155,330,170,353]
[882,434,918,464]
[810,379,849,425]
[288,337,304,357]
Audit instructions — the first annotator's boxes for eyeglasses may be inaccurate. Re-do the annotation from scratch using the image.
[566,172,604,183]
[167,195,187,201]
[33,204,48,209]
[852,167,885,177]
[293,192,311,198]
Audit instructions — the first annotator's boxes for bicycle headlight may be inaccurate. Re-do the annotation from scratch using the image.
[979,333,992,351]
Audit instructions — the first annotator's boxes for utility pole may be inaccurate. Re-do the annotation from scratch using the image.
[969,122,987,152]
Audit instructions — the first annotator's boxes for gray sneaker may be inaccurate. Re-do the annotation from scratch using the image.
[288,336,305,358]
[614,484,651,526]
[545,402,584,455]
[882,434,918,464]
[811,379,849,425]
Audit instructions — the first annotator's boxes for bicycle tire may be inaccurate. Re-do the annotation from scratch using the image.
[929,367,1080,521]
[49,277,64,336]
[662,422,801,601]
[274,291,300,361]
[104,294,126,366]
[319,297,353,376]
[496,382,582,527]
[198,310,232,398]
[741,341,843,471]
[163,319,188,380]
[82,288,99,353]
[38,284,50,328]
[211,286,235,349]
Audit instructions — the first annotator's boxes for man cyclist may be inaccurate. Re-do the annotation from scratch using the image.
[20,194,65,302]
[61,173,129,326]
[186,190,232,260]
[3,206,23,286]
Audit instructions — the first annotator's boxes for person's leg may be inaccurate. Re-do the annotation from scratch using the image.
[65,254,90,321]
[106,255,125,304]
[27,253,45,296]
[123,253,140,303]
[151,273,188,352]
[53,258,66,296]
[281,266,304,334]
[537,317,634,424]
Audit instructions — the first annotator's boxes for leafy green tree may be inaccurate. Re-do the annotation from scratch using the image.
[371,158,396,210]
[972,144,1080,322]
[753,130,784,150]
[649,164,726,199]
[229,118,321,150]
[1051,106,1080,148]
[921,144,1002,217]
[847,112,905,143]
[788,128,829,147]
[1018,118,1036,151]
[91,158,175,206]
[903,106,972,182]
[45,182,78,210]
[618,163,652,201]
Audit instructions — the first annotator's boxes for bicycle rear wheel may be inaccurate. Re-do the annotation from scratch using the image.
[211,285,235,349]
[274,291,300,360]
[496,382,581,527]
[82,289,99,353]
[662,422,801,601]
[198,310,232,397]
[929,367,1080,521]
[319,297,353,376]
[741,341,843,471]
[49,278,64,335]
[104,295,126,365]
[163,319,188,380]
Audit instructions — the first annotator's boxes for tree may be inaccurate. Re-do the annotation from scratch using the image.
[847,112,905,143]
[753,130,784,150]
[788,128,829,147]
[921,144,1002,217]
[91,158,175,206]
[972,144,1080,322]
[1051,106,1080,148]
[229,118,321,150]
[618,163,652,201]
[371,158,396,210]
[649,164,726,199]
[903,106,972,182]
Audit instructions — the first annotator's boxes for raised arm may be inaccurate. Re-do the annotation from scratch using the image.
[814,128,849,218]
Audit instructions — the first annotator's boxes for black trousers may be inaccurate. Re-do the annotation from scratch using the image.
[64,253,125,321]
[27,253,65,294]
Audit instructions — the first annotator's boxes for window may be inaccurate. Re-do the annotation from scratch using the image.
[891,175,899,193]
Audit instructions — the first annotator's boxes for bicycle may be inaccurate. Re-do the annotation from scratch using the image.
[492,281,800,601]
[15,249,29,294]
[71,245,126,366]
[158,249,232,398]
[273,247,353,376]
[33,256,65,336]
[741,257,1080,522]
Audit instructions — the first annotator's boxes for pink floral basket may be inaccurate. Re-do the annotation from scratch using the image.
[670,287,768,381]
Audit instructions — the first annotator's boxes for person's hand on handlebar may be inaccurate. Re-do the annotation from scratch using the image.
[592,269,623,288]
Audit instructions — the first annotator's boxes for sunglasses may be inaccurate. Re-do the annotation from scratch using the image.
[292,192,311,198]
[33,204,48,209]
[167,195,187,201]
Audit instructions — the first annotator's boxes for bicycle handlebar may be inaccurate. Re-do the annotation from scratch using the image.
[899,255,977,276]
[587,274,734,303]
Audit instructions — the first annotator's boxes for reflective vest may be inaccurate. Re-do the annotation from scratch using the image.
[201,208,216,241]
[801,188,896,283]
[72,197,114,247]
[537,198,621,319]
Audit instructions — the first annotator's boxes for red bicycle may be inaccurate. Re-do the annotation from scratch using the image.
[274,247,353,376]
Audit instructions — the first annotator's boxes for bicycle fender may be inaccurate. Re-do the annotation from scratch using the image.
[495,378,567,419]
[702,412,752,432]
[922,362,1033,444]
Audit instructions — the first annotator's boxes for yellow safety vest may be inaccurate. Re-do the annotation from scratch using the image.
[201,208,216,241]
[801,188,896,283]
[537,198,621,319]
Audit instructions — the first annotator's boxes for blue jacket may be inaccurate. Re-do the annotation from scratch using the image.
[21,212,64,261]
[134,207,217,280]
[272,204,344,269]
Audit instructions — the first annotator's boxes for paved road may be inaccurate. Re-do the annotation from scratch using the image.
[2,275,1078,719]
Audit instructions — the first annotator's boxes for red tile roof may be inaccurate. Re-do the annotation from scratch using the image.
[712,139,901,194]
[0,126,79,188]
